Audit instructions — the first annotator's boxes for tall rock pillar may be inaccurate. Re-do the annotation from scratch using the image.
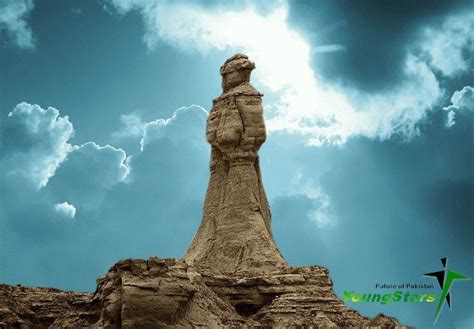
[184,54,288,275]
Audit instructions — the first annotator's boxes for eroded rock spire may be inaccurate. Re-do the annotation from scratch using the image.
[184,54,288,275]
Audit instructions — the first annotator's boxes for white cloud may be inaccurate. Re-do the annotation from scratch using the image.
[108,1,451,146]
[0,0,35,49]
[110,102,210,205]
[112,105,208,152]
[2,102,74,189]
[54,202,76,219]
[47,142,131,210]
[112,112,146,140]
[421,12,474,77]
[290,171,335,229]
[1,102,131,212]
[446,110,456,128]
[443,86,474,128]
[140,104,208,151]
[70,142,131,185]
[443,86,474,112]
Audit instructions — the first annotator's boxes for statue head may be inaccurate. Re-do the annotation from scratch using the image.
[220,53,255,92]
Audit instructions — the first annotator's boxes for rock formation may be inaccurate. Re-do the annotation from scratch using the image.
[0,54,404,328]
[184,54,287,275]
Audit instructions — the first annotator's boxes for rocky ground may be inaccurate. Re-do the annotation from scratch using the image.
[0,258,404,328]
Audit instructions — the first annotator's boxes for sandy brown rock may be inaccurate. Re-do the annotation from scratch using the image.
[201,266,402,328]
[184,54,288,276]
[91,258,249,328]
[0,54,404,328]
[91,258,404,328]
[0,258,404,328]
[0,284,95,328]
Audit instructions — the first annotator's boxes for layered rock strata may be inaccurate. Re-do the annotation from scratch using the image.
[1,258,403,328]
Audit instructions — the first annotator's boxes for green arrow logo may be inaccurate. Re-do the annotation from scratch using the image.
[424,258,470,325]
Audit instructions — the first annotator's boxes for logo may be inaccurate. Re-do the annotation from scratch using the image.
[424,257,470,324]
[341,257,470,326]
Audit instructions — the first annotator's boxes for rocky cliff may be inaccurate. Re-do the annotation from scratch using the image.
[0,54,404,328]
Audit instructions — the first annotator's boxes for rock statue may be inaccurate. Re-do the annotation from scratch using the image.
[185,54,287,275]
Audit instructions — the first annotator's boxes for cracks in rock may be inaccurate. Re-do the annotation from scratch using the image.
[234,241,249,273]
[232,95,246,138]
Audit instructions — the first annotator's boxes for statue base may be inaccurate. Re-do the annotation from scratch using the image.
[0,257,405,328]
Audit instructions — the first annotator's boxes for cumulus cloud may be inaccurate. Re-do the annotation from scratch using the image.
[47,142,130,210]
[443,86,474,112]
[0,0,35,49]
[420,12,474,77]
[112,105,208,152]
[70,142,130,186]
[107,0,452,146]
[92,102,210,260]
[107,104,209,209]
[139,104,208,151]
[54,202,76,219]
[443,86,474,128]
[112,112,146,140]
[1,102,131,212]
[0,102,73,189]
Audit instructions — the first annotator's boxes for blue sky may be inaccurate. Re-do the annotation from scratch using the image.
[0,0,473,327]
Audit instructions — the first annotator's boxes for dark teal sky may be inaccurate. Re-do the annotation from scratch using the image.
[1,1,473,328]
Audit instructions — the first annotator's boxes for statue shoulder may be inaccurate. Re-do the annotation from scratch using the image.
[215,83,263,100]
